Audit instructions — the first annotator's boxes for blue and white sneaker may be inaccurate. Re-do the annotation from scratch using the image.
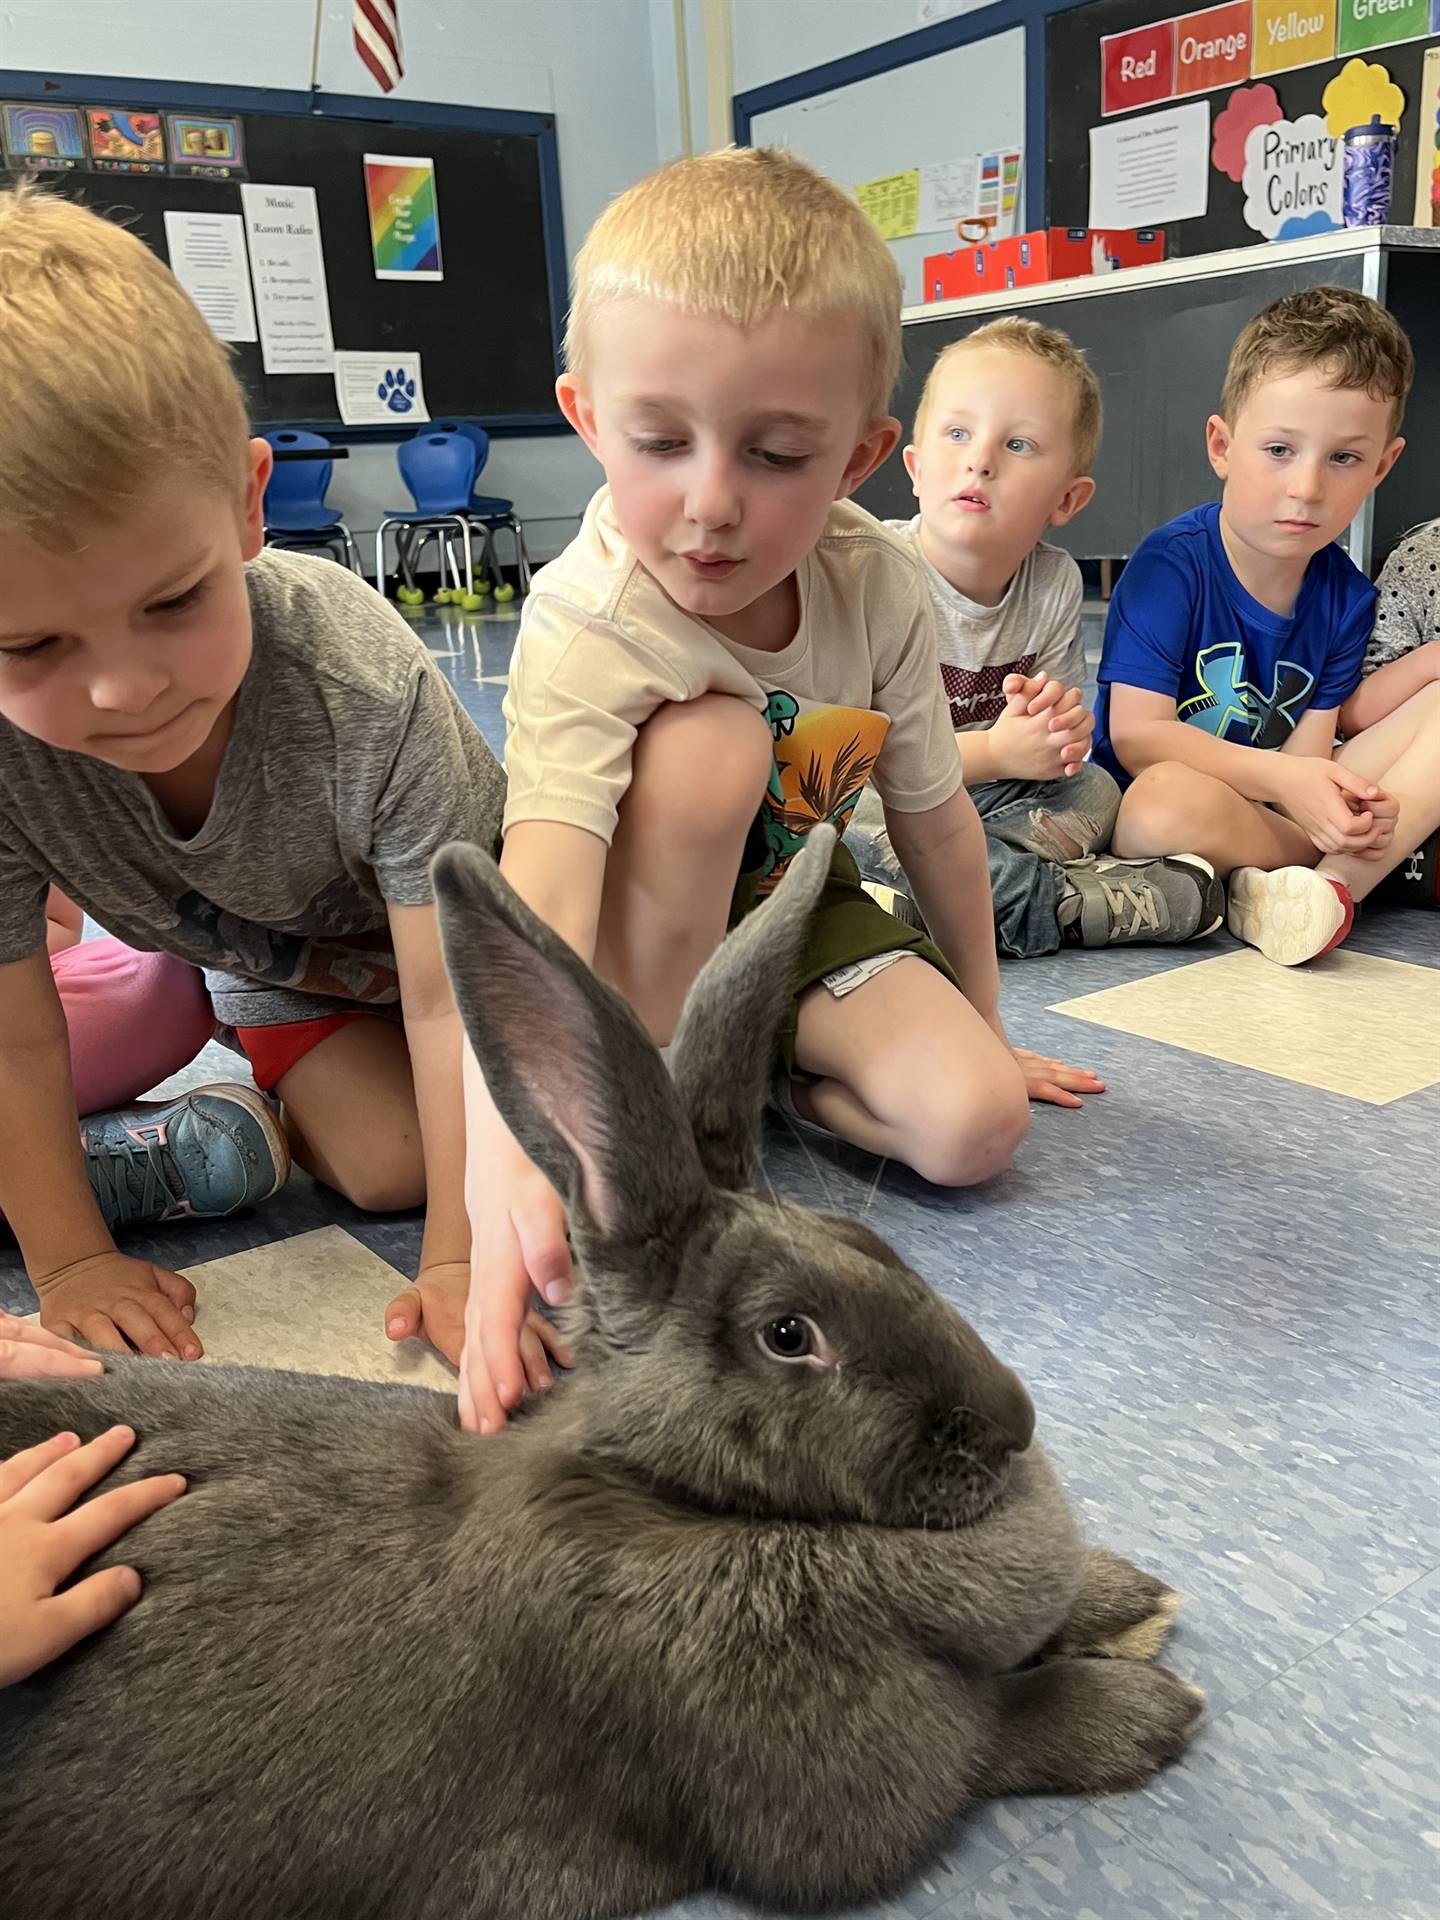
[80,1083,290,1231]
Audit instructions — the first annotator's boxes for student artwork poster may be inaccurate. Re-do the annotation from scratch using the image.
[364,154,444,281]
[85,107,166,173]
[0,103,87,172]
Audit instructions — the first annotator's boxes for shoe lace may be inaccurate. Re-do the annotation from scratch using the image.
[1101,875,1161,939]
[84,1126,185,1227]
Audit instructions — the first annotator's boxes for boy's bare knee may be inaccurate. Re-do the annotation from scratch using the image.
[902,1080,1030,1188]
[1113,761,1223,856]
[628,695,772,846]
[329,1145,425,1214]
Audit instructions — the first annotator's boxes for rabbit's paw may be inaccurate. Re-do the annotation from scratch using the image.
[993,1657,1205,1798]
[1045,1547,1184,1663]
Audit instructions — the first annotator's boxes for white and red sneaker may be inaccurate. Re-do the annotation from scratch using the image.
[1226,867,1355,966]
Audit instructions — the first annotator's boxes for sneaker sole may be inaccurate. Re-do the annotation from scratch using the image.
[188,1082,293,1204]
[1226,867,1351,966]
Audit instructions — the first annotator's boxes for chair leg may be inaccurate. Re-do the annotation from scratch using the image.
[456,519,476,601]
[374,522,390,596]
[340,528,362,576]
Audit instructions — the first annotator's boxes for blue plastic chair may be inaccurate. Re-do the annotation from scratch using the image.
[261,431,361,573]
[375,432,485,608]
[428,419,532,600]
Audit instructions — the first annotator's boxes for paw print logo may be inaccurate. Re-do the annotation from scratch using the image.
[378,368,416,414]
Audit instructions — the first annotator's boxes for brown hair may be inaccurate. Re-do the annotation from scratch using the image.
[565,146,903,423]
[1220,284,1414,432]
[0,180,252,550]
[911,316,1102,473]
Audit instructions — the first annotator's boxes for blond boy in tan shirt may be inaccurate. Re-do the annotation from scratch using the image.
[460,148,1100,1433]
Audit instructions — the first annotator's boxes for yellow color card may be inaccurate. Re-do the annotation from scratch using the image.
[855,169,920,239]
[1252,0,1339,73]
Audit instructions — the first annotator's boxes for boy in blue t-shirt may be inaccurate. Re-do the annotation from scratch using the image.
[1094,285,1432,965]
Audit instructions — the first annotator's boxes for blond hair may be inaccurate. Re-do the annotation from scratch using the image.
[912,317,1103,474]
[0,180,251,550]
[564,146,903,423]
[1220,284,1413,433]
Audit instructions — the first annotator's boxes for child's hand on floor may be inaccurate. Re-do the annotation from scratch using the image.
[1012,1048,1106,1109]
[460,1142,575,1435]
[34,1251,201,1362]
[1273,757,1398,858]
[0,1424,186,1687]
[0,1312,104,1381]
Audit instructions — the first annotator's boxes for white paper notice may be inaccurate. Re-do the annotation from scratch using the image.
[163,211,256,343]
[333,350,429,427]
[1088,101,1211,228]
[240,183,335,376]
[918,156,981,233]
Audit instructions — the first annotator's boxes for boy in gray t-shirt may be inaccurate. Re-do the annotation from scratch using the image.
[0,185,523,1375]
[848,318,1223,958]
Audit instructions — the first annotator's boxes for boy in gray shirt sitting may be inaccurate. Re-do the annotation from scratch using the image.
[849,317,1223,954]
[0,185,514,1373]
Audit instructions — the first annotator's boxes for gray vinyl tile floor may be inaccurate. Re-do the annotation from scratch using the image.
[5,595,1437,1919]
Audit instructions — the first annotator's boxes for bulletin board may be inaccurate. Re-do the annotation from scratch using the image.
[0,70,568,433]
[1046,0,1438,257]
[735,28,1027,308]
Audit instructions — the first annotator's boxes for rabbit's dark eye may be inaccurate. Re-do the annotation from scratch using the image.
[759,1316,816,1362]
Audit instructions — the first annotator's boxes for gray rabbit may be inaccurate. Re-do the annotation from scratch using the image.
[0,827,1202,1920]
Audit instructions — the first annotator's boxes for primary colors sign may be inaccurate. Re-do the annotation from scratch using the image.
[1101,0,1435,113]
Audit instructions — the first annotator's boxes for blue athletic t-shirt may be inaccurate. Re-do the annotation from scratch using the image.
[1091,503,1376,787]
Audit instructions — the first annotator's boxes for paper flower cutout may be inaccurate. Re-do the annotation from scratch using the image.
[1276,209,1340,240]
[1322,58,1406,140]
[1213,84,1284,182]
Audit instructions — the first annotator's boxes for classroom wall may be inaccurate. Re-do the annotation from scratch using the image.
[730,0,998,92]
[2,0,674,558]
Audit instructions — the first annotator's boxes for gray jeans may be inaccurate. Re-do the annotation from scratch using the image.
[845,759,1121,959]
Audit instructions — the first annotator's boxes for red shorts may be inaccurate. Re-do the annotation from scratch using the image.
[231,1012,369,1094]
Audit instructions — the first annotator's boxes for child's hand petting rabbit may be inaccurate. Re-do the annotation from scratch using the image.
[0,828,1201,1920]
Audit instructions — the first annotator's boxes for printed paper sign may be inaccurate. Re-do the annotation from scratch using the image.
[240,183,335,376]
[978,148,1024,235]
[1242,113,1343,234]
[1090,100,1211,225]
[1175,1,1254,95]
[1413,45,1440,224]
[163,211,257,343]
[1102,21,1178,115]
[1338,0,1430,55]
[363,154,443,281]
[334,351,429,426]
[918,155,980,232]
[1252,0,1338,75]
[854,169,921,240]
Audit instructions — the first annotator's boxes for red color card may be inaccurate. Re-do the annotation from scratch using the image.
[1101,21,1178,116]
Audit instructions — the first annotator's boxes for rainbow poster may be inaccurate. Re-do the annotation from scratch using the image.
[363,153,443,281]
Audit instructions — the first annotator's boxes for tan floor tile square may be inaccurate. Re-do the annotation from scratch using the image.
[1050,949,1440,1105]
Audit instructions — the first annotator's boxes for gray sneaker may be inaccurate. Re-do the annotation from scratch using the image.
[1058,855,1225,946]
[81,1083,291,1231]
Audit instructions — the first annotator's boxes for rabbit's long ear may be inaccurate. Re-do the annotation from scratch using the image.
[432,843,708,1244]
[669,825,835,1192]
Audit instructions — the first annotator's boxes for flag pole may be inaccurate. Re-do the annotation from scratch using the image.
[309,0,324,92]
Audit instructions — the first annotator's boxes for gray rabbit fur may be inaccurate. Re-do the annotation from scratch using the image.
[0,827,1202,1920]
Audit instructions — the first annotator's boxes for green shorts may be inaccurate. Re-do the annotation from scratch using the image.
[729,840,956,1084]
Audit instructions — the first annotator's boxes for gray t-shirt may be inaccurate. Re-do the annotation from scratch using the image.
[885,517,1086,732]
[1362,518,1440,678]
[0,549,504,1026]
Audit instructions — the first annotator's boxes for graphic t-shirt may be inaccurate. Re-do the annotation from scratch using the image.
[1092,502,1375,786]
[0,550,505,1025]
[884,516,1086,732]
[503,488,962,888]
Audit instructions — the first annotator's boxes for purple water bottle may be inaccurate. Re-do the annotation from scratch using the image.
[1342,115,1396,228]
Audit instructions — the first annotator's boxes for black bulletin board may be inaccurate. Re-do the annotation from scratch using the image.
[0,71,567,433]
[1046,2,1438,258]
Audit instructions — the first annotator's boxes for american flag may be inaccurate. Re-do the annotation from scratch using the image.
[353,0,404,92]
